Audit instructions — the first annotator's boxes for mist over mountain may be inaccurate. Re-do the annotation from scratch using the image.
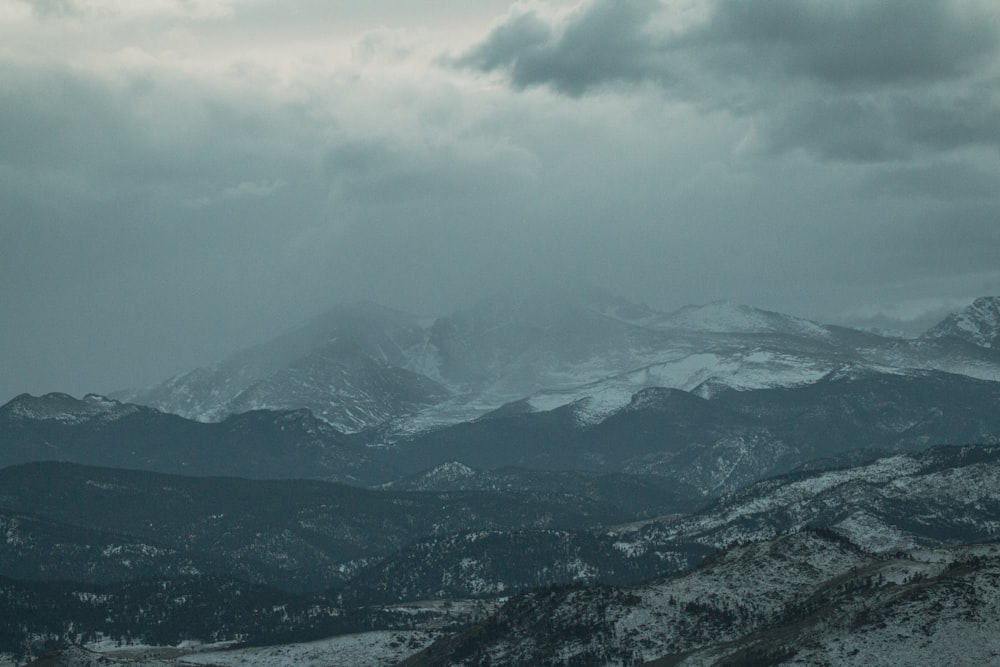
[115,291,1000,438]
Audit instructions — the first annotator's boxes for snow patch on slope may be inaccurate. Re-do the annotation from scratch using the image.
[525,350,835,424]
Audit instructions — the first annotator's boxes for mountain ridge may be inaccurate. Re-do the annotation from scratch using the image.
[111,292,1000,436]
[923,295,1000,348]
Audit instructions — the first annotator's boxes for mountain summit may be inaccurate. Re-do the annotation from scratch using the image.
[117,302,449,432]
[923,296,1000,349]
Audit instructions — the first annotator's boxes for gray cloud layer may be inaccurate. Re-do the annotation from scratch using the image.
[2,0,999,401]
[462,0,998,90]
[457,0,667,95]
[459,0,1000,160]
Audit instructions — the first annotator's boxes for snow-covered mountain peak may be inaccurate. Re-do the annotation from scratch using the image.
[661,300,830,338]
[923,296,1000,348]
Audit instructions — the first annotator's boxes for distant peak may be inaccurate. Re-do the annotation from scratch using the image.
[923,296,1000,348]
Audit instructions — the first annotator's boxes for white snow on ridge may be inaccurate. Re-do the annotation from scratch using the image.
[656,301,833,339]
[833,511,918,552]
[526,350,836,424]
[644,454,924,545]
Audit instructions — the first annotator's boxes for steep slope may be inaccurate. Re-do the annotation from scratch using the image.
[923,295,1000,348]
[402,533,1000,666]
[120,302,449,432]
[339,443,1000,606]
[626,444,1000,556]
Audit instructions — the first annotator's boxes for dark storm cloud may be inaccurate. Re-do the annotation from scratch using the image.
[456,0,668,96]
[462,0,998,91]
[4,0,1000,403]
[459,0,1000,161]
[687,0,998,87]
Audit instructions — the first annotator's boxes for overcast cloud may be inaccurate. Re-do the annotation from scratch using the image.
[2,0,999,402]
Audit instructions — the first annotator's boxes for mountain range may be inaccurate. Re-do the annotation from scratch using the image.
[4,291,1000,665]
[114,292,1000,436]
[9,360,1000,499]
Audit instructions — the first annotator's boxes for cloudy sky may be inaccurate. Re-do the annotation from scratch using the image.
[2,0,999,401]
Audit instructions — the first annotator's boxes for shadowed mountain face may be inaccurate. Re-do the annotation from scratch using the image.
[388,370,1000,494]
[7,364,1000,496]
[0,461,635,593]
[113,291,1000,435]
[0,392,387,485]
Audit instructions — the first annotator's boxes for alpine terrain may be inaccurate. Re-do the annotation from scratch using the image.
[3,293,1000,666]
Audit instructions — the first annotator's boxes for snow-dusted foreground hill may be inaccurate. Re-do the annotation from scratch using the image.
[402,534,1000,666]
[8,444,1000,666]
